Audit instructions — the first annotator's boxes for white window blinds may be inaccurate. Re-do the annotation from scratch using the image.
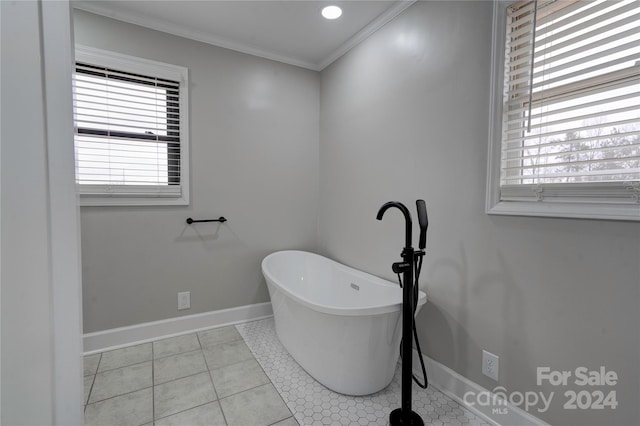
[73,47,189,205]
[500,0,640,205]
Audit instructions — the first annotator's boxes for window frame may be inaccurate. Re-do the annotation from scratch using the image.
[74,45,190,206]
[486,0,640,221]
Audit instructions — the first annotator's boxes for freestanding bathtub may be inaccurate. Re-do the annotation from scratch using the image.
[261,250,426,396]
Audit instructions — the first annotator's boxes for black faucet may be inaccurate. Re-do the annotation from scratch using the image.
[377,201,413,249]
[377,200,428,251]
[377,200,425,426]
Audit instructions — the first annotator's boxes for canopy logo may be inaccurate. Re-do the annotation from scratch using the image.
[463,387,553,414]
[463,366,619,415]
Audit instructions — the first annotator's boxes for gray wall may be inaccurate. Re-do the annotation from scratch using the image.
[74,10,319,333]
[318,2,639,425]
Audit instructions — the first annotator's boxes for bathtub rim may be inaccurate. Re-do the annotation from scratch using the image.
[262,250,427,317]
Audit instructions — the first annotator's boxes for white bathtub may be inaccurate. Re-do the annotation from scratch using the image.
[261,250,426,396]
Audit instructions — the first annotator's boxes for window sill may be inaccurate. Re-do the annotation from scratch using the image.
[487,200,640,222]
[79,195,189,207]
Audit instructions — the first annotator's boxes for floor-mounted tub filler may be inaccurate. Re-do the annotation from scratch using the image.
[377,199,430,425]
[261,250,426,396]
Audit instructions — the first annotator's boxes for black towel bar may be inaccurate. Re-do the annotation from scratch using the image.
[186,217,227,224]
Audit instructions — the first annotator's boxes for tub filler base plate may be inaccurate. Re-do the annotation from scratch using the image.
[390,408,425,426]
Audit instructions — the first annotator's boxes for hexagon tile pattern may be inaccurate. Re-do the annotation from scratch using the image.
[236,319,490,426]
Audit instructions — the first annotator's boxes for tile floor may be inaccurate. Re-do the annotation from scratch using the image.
[83,325,294,426]
[84,319,490,426]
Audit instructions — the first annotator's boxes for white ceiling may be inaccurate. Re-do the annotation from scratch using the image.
[72,1,415,71]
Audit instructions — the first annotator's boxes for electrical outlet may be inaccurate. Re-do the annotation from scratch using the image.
[178,291,190,310]
[482,350,499,381]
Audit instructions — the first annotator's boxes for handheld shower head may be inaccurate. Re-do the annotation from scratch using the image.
[416,200,428,250]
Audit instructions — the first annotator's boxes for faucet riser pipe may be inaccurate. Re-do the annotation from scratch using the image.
[401,248,415,422]
[377,201,424,426]
[389,247,423,425]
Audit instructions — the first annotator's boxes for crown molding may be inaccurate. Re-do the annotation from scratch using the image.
[317,0,416,70]
[72,1,415,72]
[72,1,319,70]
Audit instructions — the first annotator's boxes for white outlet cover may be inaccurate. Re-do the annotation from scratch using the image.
[482,349,499,381]
[178,291,190,310]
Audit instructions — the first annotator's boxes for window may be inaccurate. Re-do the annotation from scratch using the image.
[74,46,189,205]
[487,0,639,221]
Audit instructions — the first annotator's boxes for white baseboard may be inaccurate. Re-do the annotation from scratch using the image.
[412,350,550,426]
[83,302,273,354]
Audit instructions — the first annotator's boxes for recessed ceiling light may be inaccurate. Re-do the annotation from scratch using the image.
[322,5,342,20]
